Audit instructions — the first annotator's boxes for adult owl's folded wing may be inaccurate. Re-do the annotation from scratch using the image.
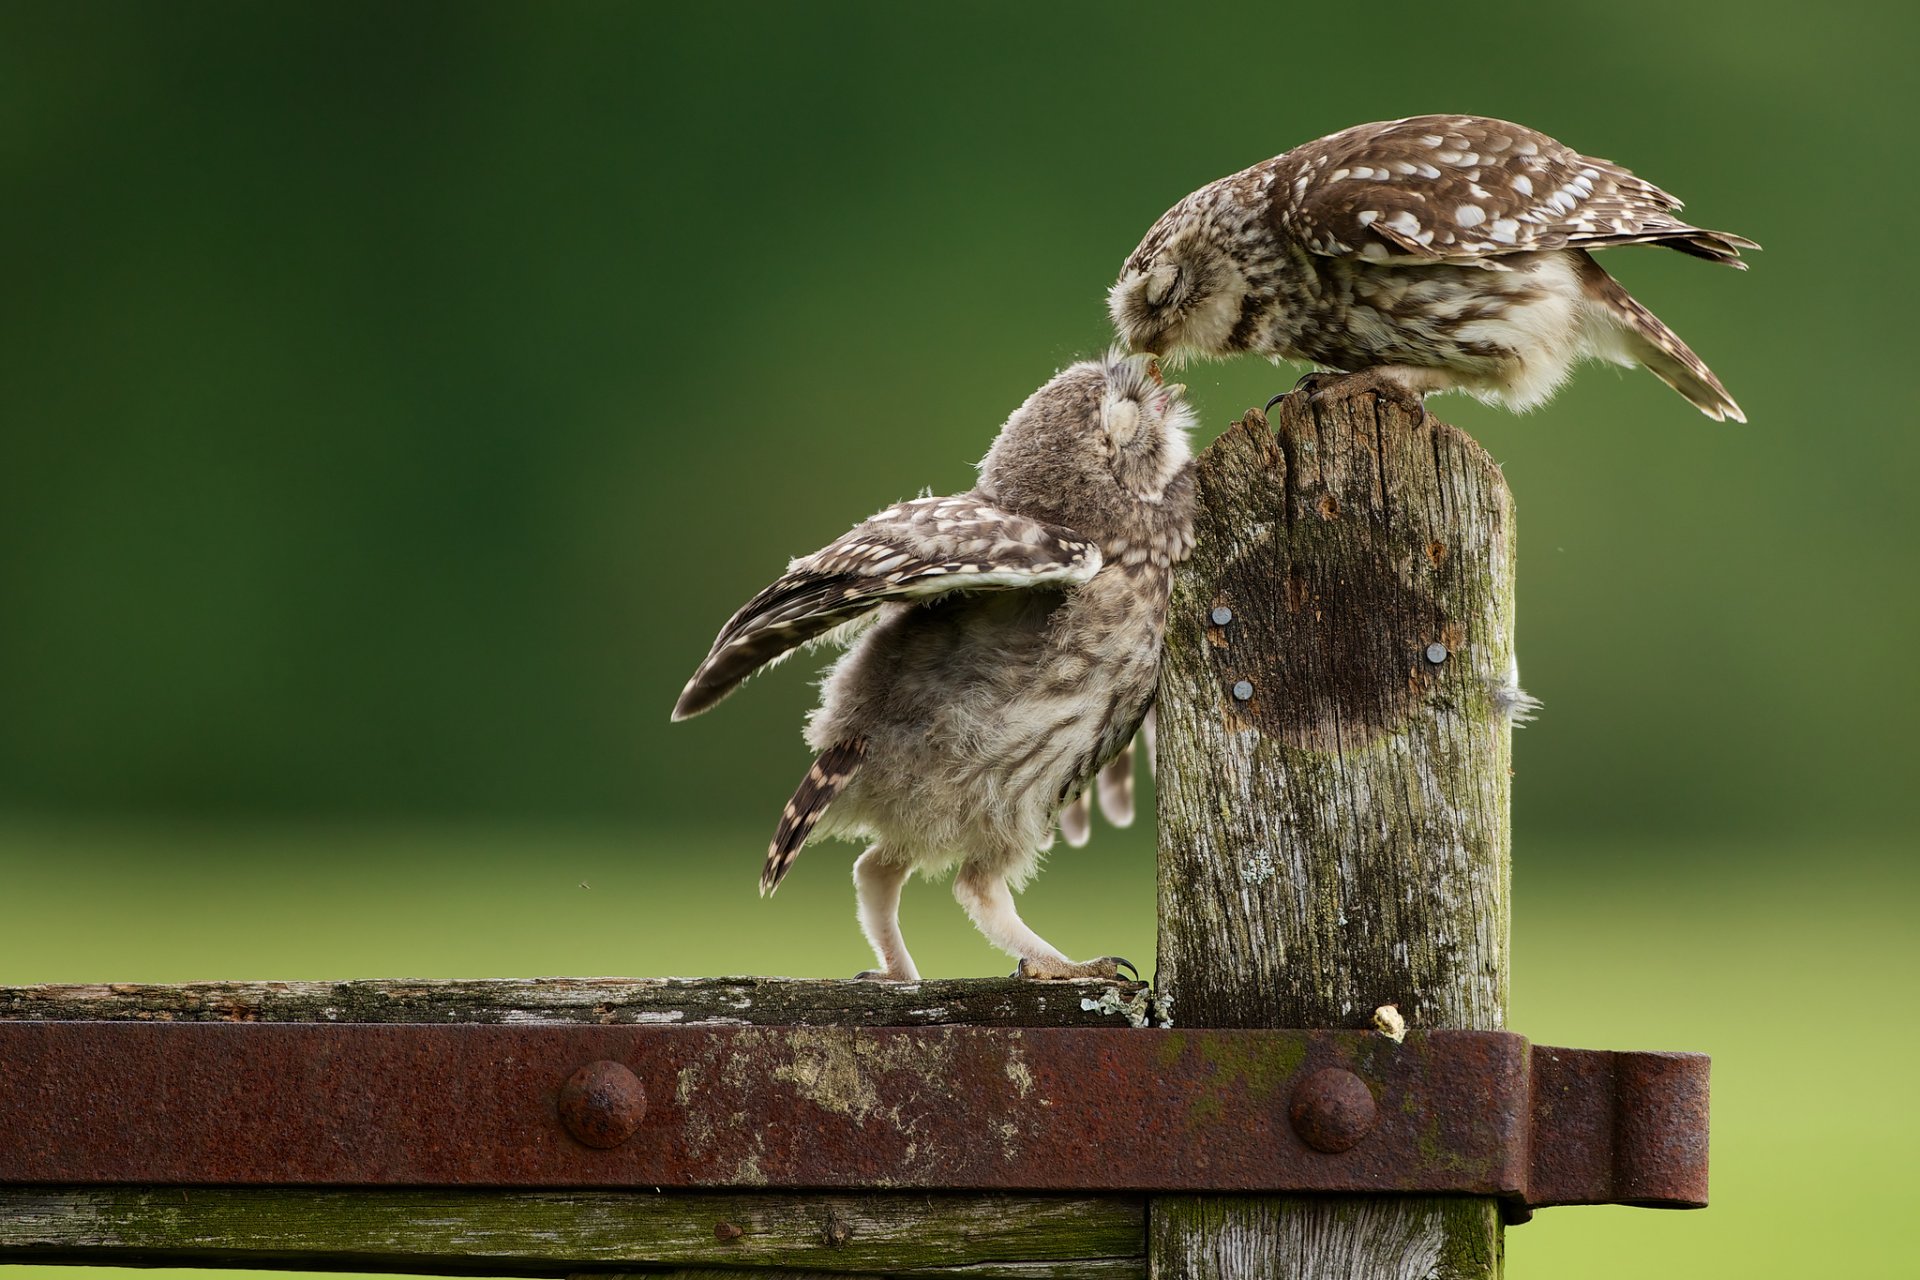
[1275,115,1756,268]
[672,495,1102,721]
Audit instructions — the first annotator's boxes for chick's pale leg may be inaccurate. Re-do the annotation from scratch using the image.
[853,846,919,981]
[953,863,1133,980]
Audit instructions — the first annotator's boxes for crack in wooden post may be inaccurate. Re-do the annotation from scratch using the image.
[1151,387,1517,1279]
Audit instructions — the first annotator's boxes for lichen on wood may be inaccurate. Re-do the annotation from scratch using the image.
[0,974,1148,1028]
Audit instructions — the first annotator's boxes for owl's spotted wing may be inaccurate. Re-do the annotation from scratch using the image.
[673,495,1102,721]
[1271,115,1756,267]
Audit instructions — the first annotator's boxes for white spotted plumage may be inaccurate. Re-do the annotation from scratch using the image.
[1110,114,1756,420]
[674,352,1195,982]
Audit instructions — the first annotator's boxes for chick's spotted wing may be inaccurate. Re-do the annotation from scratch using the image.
[673,496,1101,720]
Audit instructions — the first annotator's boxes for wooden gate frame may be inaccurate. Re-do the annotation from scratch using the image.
[0,388,1709,1279]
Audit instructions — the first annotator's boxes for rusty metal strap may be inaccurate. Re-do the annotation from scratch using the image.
[0,1024,1705,1215]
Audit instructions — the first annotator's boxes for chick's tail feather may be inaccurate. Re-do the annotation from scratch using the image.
[763,737,867,896]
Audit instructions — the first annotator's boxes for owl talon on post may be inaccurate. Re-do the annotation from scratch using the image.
[1269,369,1427,418]
[1290,371,1336,399]
[1308,368,1429,416]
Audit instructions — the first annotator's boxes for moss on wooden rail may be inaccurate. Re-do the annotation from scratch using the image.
[0,1188,1146,1278]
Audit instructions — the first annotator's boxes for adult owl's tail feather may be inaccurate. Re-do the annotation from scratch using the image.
[763,738,867,896]
[1657,226,1759,269]
[1582,260,1745,423]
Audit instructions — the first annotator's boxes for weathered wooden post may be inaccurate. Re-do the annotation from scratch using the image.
[1153,385,1517,1278]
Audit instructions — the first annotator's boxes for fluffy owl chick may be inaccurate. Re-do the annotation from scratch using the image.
[1110,114,1756,420]
[673,353,1195,981]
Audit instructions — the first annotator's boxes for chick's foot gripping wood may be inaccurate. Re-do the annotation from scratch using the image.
[951,865,1136,981]
[1014,956,1140,981]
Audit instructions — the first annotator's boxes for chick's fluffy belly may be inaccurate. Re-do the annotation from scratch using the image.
[807,577,1162,886]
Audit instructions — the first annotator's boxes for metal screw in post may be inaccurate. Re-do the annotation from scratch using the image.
[1231,680,1254,702]
[1210,606,1234,626]
[1425,642,1449,665]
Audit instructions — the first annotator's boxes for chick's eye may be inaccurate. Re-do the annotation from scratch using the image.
[1144,262,1181,308]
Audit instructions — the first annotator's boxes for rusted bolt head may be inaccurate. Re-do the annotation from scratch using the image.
[558,1060,647,1149]
[1290,1067,1377,1153]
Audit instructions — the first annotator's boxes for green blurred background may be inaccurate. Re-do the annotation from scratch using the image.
[1,2,1912,1277]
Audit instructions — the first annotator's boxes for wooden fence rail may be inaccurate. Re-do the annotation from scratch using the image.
[0,977,1151,1277]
